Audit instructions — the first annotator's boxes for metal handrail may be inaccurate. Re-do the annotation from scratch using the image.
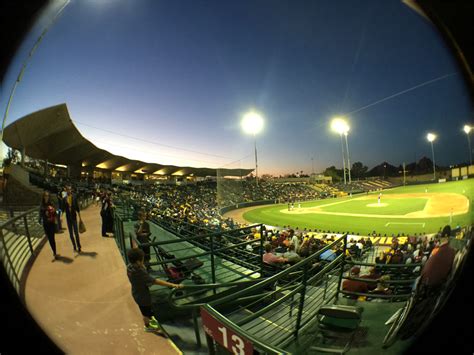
[0,207,39,228]
[202,304,287,355]
[167,278,265,308]
[208,234,347,307]
[340,290,413,299]
[0,206,42,302]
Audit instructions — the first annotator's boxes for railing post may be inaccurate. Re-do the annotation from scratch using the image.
[259,224,264,275]
[336,234,348,300]
[205,333,216,355]
[294,262,309,339]
[192,308,202,348]
[323,273,329,301]
[121,219,128,264]
[23,215,33,254]
[210,233,216,287]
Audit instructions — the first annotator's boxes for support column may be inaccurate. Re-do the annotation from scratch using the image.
[68,162,82,180]
[20,147,26,167]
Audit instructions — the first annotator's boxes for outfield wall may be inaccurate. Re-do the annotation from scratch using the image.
[388,171,450,184]
[451,165,474,178]
[220,199,277,215]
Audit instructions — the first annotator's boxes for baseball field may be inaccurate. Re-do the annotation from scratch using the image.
[227,179,474,236]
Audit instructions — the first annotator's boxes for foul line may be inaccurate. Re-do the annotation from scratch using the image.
[385,222,425,227]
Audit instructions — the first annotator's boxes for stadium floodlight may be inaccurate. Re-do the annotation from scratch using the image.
[331,117,350,184]
[241,111,264,135]
[331,117,349,135]
[464,125,472,165]
[241,110,264,186]
[426,132,437,180]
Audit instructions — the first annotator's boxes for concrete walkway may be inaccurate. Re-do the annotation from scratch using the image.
[25,205,181,355]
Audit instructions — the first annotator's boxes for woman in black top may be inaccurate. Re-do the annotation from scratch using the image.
[101,192,114,237]
[39,191,58,260]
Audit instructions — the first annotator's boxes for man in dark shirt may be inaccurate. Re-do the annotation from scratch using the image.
[126,248,182,333]
[398,226,457,340]
[420,225,456,291]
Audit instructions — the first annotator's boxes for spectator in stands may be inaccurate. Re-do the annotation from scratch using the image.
[291,232,302,252]
[319,247,337,262]
[389,249,403,264]
[126,248,182,333]
[369,275,392,301]
[263,244,288,265]
[347,238,355,250]
[342,266,369,298]
[39,191,59,260]
[365,238,373,249]
[63,185,82,253]
[418,225,456,294]
[298,237,310,258]
[283,244,302,264]
[360,266,381,291]
[402,244,414,263]
[135,210,152,271]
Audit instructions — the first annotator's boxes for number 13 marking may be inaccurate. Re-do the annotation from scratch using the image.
[218,326,246,355]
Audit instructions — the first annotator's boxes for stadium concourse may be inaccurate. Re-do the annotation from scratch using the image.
[24,203,182,355]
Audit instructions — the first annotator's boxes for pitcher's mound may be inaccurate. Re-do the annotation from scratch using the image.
[367,203,388,207]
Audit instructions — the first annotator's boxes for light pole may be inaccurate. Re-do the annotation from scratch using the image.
[427,133,437,180]
[331,117,350,185]
[464,125,472,165]
[344,131,351,183]
[241,111,264,187]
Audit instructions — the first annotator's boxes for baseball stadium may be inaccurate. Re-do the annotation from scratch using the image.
[0,1,473,355]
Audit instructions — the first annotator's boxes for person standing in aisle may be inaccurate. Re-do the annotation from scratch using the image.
[63,185,82,253]
[39,191,59,260]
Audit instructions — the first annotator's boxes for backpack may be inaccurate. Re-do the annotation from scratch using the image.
[46,205,56,223]
[166,266,184,281]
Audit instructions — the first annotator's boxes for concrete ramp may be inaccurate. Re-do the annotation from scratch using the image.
[24,205,181,355]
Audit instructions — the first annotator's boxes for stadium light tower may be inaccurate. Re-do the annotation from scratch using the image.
[427,133,437,180]
[463,125,472,165]
[331,117,350,184]
[344,129,351,183]
[241,110,264,187]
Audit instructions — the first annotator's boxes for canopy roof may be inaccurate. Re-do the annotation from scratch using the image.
[3,104,253,177]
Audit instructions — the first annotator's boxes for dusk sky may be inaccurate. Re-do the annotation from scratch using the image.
[1,0,473,175]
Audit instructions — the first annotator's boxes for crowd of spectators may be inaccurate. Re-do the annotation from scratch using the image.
[334,179,394,193]
[120,180,334,236]
[217,180,327,205]
[341,230,458,302]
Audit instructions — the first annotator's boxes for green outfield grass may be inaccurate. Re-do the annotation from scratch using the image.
[320,198,428,215]
[242,179,474,236]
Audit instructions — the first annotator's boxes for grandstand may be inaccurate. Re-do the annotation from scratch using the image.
[334,179,397,194]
